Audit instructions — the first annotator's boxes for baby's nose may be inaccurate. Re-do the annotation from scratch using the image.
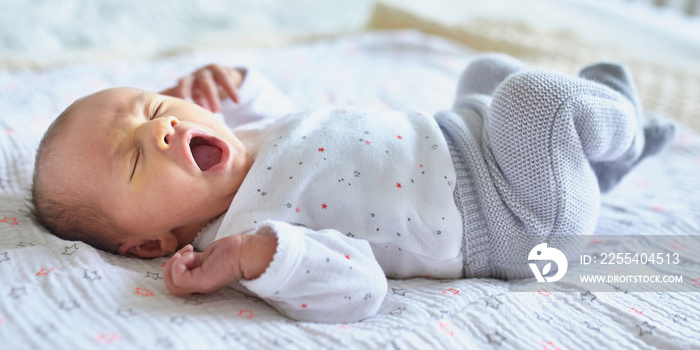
[155,116,179,149]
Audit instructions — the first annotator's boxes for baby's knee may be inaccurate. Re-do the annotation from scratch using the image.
[456,54,528,98]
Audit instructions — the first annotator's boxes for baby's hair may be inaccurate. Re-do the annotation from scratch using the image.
[29,103,123,254]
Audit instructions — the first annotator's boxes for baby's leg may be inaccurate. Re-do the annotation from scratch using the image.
[453,54,528,110]
[487,69,641,240]
[579,63,676,192]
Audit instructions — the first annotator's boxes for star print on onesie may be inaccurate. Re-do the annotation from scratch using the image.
[194,98,463,323]
[225,106,463,277]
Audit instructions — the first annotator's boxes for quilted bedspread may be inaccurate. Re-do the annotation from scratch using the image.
[1,31,699,349]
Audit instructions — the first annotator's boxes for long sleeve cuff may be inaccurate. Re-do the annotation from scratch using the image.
[239,221,305,297]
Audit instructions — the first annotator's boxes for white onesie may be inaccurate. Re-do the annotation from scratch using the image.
[193,68,463,323]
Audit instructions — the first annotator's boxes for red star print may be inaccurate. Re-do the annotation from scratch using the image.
[636,179,650,187]
[295,207,301,213]
[397,135,402,140]
[605,267,622,275]
[134,287,154,297]
[237,310,256,319]
[36,268,55,276]
[301,304,308,308]
[318,147,325,152]
[669,242,685,250]
[95,333,120,345]
[692,277,700,287]
[439,322,455,336]
[365,140,371,145]
[628,307,643,315]
[396,183,402,188]
[542,341,561,350]
[589,237,603,245]
[537,289,551,297]
[345,254,350,260]
[419,164,424,168]
[0,216,18,225]
[652,205,666,212]
[321,203,328,209]
[442,288,460,296]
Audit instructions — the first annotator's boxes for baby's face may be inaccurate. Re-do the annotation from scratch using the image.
[47,88,252,250]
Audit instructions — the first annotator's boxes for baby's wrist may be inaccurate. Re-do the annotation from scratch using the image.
[239,234,277,280]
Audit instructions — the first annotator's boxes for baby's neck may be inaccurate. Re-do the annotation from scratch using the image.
[173,217,220,249]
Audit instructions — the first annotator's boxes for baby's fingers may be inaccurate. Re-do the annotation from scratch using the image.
[209,65,240,104]
[193,70,221,112]
[169,255,204,294]
[175,75,195,101]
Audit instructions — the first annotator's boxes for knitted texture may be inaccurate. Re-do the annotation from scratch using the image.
[439,66,639,279]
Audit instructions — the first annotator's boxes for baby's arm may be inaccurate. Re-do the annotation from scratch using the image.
[163,234,276,296]
[164,220,387,323]
[235,221,387,323]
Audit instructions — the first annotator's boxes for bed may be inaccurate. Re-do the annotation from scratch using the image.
[1,1,699,349]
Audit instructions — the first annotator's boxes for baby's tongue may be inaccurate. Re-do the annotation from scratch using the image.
[191,144,221,171]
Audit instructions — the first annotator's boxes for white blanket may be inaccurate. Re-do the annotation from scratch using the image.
[1,31,699,349]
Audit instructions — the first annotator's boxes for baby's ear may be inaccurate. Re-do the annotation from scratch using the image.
[118,233,178,258]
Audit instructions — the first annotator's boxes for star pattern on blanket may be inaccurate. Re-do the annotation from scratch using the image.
[580,290,597,302]
[672,314,687,323]
[8,287,26,299]
[154,337,175,349]
[62,244,79,255]
[636,321,655,336]
[585,321,602,332]
[0,216,18,225]
[237,310,256,319]
[390,306,406,316]
[439,310,452,318]
[83,269,101,282]
[170,316,185,326]
[117,308,135,318]
[35,323,58,338]
[583,321,600,332]
[134,287,154,297]
[95,332,120,345]
[484,295,503,309]
[145,272,162,280]
[59,299,80,312]
[0,252,9,264]
[439,321,455,336]
[613,285,629,294]
[391,288,405,296]
[486,331,505,345]
[536,312,553,324]
[221,331,245,343]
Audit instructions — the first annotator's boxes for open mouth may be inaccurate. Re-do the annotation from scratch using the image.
[189,136,223,171]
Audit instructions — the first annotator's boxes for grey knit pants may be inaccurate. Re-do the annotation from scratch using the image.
[437,55,640,279]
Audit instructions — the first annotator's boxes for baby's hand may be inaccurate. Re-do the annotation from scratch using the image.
[163,237,244,296]
[163,234,277,296]
[159,64,244,113]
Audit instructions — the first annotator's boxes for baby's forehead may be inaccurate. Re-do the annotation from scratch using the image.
[77,87,147,113]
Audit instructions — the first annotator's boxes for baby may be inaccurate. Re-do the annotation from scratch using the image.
[30,54,676,323]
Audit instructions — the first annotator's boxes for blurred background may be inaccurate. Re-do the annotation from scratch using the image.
[1,0,698,72]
